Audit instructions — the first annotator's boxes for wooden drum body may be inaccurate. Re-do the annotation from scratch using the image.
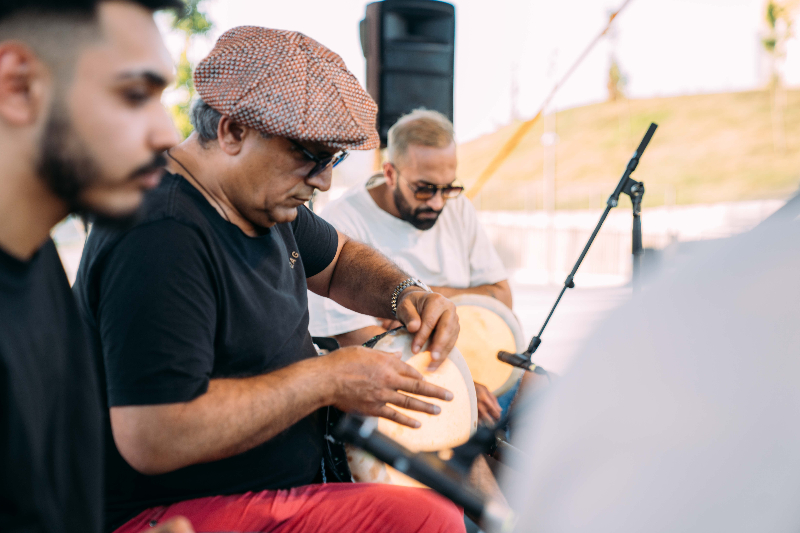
[450,294,526,397]
[347,328,478,487]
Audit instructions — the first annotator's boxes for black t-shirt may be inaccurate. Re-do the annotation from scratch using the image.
[0,240,103,533]
[73,173,339,531]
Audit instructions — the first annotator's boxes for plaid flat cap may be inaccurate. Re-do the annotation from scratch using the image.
[194,27,379,151]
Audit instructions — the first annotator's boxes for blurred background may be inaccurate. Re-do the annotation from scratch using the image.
[54,0,799,372]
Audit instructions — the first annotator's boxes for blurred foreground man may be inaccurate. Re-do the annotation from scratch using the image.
[0,1,189,533]
[74,28,469,533]
[508,194,800,532]
[308,109,511,423]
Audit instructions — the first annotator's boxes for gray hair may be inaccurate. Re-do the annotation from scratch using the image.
[190,98,272,146]
[387,108,455,165]
[190,99,223,146]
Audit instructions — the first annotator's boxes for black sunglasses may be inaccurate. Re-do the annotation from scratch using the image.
[289,139,349,178]
[395,171,464,201]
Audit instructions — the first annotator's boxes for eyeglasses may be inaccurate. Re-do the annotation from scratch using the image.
[289,139,349,178]
[394,168,464,201]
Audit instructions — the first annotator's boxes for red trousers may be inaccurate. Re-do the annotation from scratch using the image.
[115,483,466,533]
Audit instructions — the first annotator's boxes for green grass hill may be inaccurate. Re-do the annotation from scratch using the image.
[457,89,800,211]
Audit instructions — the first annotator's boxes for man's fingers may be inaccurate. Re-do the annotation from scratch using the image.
[490,401,502,420]
[386,391,442,415]
[485,397,502,420]
[390,357,424,380]
[483,388,502,419]
[380,318,403,330]
[422,307,459,370]
[475,382,502,422]
[477,398,500,424]
[377,404,421,428]
[480,412,497,425]
[393,375,454,401]
[397,295,422,334]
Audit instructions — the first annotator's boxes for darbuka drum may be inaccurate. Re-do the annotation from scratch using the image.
[346,328,478,487]
[450,294,526,396]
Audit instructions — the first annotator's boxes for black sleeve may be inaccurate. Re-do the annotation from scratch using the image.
[96,220,217,407]
[291,205,339,278]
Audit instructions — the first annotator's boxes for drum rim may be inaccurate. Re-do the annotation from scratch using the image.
[370,327,479,442]
[449,293,526,396]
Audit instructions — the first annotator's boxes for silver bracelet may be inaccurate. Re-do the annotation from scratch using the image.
[390,278,429,317]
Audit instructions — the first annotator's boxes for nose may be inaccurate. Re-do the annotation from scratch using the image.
[307,164,332,192]
[150,104,181,153]
[426,191,446,211]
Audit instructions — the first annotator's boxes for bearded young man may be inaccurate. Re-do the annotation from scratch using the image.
[72,27,484,533]
[308,109,516,424]
[0,1,191,533]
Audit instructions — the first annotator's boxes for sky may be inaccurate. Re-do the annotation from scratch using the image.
[160,0,799,142]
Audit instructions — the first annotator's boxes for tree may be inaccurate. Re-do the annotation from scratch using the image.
[169,0,213,139]
[762,0,797,87]
[762,1,798,152]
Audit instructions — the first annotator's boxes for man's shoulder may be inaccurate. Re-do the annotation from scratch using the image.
[139,173,208,225]
[75,175,209,302]
[322,183,369,214]
[88,174,206,248]
[319,183,376,231]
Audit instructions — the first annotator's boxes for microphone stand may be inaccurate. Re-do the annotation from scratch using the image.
[498,123,658,373]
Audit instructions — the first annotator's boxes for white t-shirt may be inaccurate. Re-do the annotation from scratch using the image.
[308,181,507,337]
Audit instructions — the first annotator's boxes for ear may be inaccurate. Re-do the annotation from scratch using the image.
[0,43,49,126]
[383,161,398,187]
[216,115,248,155]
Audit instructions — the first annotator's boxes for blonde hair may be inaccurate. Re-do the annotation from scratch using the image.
[386,109,455,165]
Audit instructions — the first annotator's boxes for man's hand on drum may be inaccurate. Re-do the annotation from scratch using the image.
[325,345,454,428]
[475,383,502,425]
[394,288,460,370]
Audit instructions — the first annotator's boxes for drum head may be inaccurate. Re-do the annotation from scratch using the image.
[349,327,478,488]
[450,294,526,396]
[370,328,478,450]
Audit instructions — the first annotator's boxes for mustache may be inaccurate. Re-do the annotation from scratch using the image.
[129,152,168,180]
[414,206,442,216]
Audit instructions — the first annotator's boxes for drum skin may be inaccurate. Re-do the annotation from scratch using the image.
[450,294,526,397]
[347,328,478,487]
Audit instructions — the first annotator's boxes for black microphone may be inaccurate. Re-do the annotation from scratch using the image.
[334,414,515,533]
[497,337,549,376]
[497,350,547,374]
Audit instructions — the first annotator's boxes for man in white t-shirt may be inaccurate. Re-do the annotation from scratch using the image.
[308,109,512,423]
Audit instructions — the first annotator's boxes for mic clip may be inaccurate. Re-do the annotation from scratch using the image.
[497,336,547,375]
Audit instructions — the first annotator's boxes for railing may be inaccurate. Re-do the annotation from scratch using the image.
[478,199,785,286]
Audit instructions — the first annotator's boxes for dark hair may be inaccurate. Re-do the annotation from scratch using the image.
[0,1,94,21]
[190,98,223,145]
[0,0,183,21]
[128,0,185,13]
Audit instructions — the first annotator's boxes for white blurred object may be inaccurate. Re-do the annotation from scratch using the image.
[52,215,87,285]
[507,193,800,532]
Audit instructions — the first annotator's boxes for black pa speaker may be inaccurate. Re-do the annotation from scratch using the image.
[360,0,456,147]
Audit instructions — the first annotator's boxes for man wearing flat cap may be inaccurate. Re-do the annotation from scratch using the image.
[74,27,468,533]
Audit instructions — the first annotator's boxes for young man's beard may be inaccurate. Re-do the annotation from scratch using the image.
[393,186,442,231]
[35,104,165,228]
[36,105,102,214]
